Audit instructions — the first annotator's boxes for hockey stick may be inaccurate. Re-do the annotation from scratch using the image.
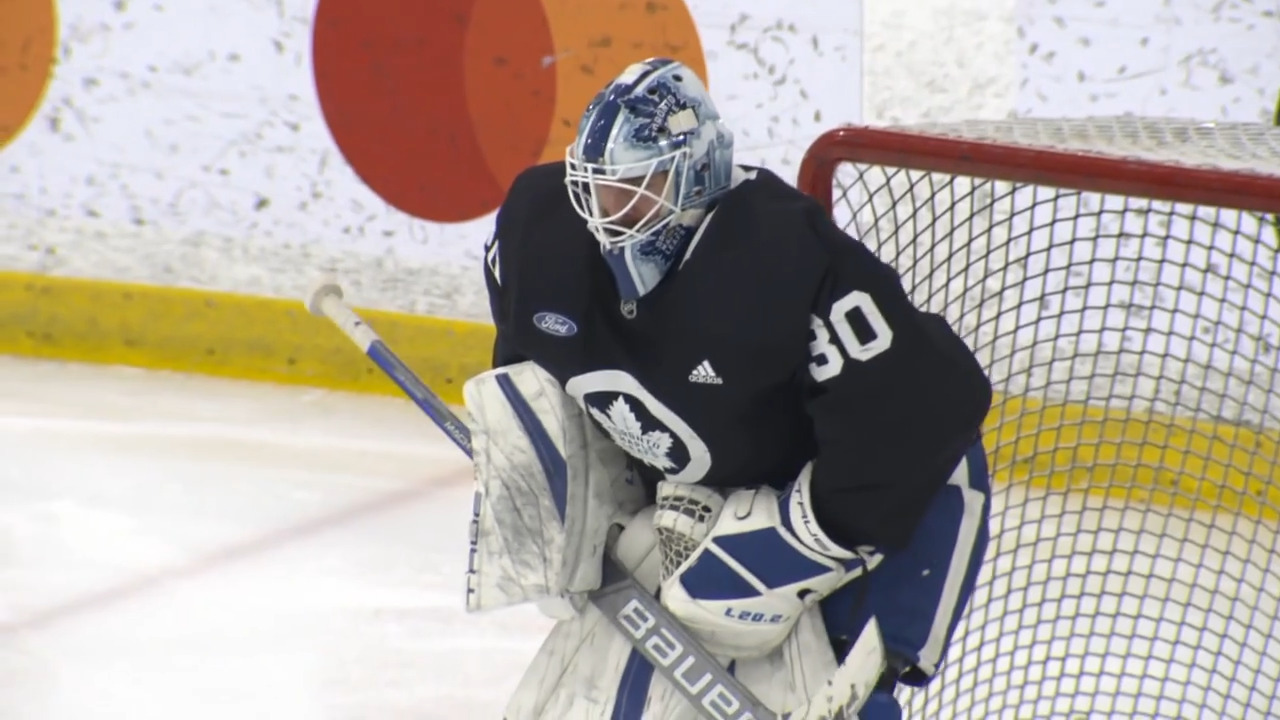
[305,280,882,720]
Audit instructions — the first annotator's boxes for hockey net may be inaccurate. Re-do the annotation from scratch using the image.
[798,117,1280,719]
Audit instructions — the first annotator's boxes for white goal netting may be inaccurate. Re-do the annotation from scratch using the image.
[801,117,1280,719]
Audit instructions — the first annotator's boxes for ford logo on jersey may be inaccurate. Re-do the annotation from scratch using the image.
[533,312,578,337]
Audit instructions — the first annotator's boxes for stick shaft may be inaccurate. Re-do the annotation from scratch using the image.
[316,292,472,456]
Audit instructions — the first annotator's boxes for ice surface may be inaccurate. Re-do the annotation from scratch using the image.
[0,357,553,719]
[2,343,1277,718]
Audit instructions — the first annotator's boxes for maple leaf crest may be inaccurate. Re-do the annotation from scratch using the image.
[588,396,676,471]
[635,222,692,263]
[621,80,694,145]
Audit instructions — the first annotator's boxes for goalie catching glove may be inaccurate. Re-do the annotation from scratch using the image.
[655,462,885,659]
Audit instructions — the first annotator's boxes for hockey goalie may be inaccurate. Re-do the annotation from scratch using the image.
[462,57,994,720]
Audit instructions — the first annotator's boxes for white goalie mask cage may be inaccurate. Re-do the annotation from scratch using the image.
[565,132,693,250]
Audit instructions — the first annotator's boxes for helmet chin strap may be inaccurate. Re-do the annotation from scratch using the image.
[602,207,707,302]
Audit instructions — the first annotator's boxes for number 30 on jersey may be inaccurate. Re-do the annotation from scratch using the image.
[808,290,893,382]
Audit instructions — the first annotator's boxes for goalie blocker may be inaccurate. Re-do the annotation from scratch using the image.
[464,362,991,720]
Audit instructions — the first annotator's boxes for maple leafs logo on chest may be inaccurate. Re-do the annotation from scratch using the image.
[588,396,676,471]
[565,369,710,484]
[622,80,694,145]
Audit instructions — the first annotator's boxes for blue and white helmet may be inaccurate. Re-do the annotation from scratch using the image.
[566,58,734,300]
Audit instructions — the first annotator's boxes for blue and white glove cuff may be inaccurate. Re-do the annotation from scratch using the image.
[782,461,861,561]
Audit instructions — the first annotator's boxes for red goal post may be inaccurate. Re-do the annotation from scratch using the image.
[799,121,1280,217]
[797,117,1280,719]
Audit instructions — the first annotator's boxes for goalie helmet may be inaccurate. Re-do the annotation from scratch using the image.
[565,58,734,301]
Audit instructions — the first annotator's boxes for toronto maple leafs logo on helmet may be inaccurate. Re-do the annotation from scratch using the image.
[565,58,736,301]
[635,221,689,263]
[620,80,695,146]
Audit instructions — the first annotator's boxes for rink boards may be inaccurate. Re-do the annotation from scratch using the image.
[0,271,490,402]
[5,269,1276,524]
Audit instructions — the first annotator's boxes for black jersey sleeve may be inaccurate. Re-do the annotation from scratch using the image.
[482,197,527,369]
[800,211,993,552]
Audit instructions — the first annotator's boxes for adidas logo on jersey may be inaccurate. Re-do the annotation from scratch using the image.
[688,360,723,385]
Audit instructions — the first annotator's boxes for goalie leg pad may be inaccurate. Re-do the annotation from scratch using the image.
[463,361,645,612]
[505,506,702,720]
[505,507,856,719]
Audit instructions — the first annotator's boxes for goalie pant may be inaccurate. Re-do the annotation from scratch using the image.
[615,441,991,720]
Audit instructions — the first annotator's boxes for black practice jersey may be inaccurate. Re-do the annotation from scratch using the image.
[482,162,992,551]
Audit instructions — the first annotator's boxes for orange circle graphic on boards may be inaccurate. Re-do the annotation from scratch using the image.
[312,0,706,224]
[0,0,58,150]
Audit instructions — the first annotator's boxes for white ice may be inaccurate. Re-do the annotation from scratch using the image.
[0,356,555,719]
[4,355,1278,720]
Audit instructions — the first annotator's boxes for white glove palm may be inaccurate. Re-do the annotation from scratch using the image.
[654,466,883,659]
